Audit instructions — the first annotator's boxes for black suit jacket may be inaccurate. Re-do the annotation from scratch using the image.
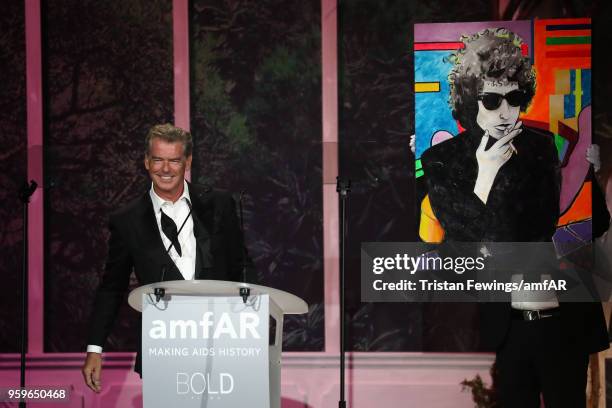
[87,183,254,374]
[421,126,608,354]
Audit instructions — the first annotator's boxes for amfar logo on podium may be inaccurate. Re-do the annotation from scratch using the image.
[148,311,261,340]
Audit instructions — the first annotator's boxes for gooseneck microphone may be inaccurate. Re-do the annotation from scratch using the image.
[154,198,193,303]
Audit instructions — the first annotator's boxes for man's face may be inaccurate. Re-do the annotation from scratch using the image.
[476,80,521,139]
[144,138,192,201]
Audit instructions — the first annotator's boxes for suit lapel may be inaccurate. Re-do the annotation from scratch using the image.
[188,184,214,279]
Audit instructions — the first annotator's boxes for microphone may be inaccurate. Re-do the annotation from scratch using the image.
[154,198,193,303]
[238,191,250,304]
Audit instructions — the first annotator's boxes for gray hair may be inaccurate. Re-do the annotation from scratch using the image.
[144,123,193,157]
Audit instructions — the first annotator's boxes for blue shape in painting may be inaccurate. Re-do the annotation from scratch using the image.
[566,70,577,118]
[564,94,575,119]
[415,50,458,159]
[563,69,591,119]
[553,219,592,257]
[581,69,591,107]
[558,139,569,162]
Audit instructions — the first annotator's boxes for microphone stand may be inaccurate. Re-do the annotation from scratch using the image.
[336,177,351,408]
[238,191,250,303]
[18,180,37,408]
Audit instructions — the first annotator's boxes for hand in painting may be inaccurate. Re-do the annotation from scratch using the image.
[586,144,601,173]
[474,122,522,204]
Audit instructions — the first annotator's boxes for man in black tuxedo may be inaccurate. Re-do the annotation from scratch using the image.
[420,28,608,407]
[82,123,252,392]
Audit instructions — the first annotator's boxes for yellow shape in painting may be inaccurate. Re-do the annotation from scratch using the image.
[554,69,570,94]
[574,69,582,116]
[549,94,564,134]
[419,195,445,243]
[560,118,578,132]
[415,82,441,93]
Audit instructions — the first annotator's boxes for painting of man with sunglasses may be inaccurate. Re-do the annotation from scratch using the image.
[420,27,608,407]
[421,27,558,242]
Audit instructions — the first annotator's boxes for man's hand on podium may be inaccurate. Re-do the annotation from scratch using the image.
[82,352,102,393]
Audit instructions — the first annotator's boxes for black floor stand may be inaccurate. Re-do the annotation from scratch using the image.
[18,180,37,408]
[337,177,351,408]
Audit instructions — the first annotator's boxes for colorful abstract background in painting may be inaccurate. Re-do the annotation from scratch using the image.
[414,19,593,252]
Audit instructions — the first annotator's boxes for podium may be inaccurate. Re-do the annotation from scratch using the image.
[128,280,308,408]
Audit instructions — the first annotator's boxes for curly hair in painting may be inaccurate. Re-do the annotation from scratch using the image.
[448,28,536,130]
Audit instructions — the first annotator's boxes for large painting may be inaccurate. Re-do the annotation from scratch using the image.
[415,18,593,252]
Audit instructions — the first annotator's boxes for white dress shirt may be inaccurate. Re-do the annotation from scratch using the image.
[87,181,197,354]
[149,181,197,281]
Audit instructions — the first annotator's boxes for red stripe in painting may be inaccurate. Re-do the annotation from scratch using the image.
[545,49,590,59]
[414,42,465,51]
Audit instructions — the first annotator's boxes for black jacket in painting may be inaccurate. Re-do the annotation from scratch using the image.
[421,126,608,354]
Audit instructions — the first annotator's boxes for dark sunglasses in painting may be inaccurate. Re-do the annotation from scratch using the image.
[478,90,527,110]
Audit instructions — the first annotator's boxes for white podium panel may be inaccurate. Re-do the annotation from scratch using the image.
[130,280,307,408]
[142,294,270,407]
